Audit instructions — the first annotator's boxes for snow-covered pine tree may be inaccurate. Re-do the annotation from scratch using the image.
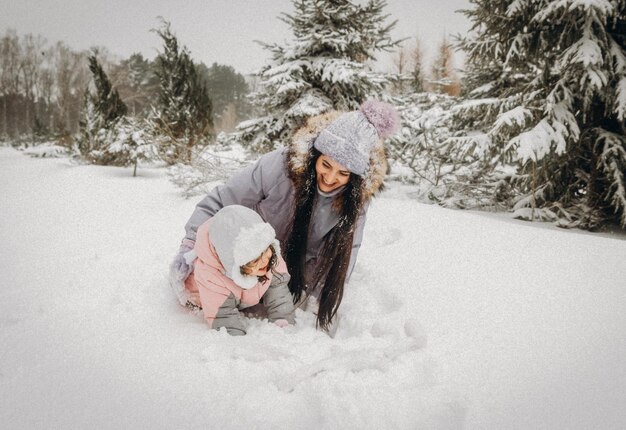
[78,55,128,165]
[151,21,213,164]
[106,118,159,177]
[456,0,626,229]
[88,55,128,123]
[238,0,400,152]
[79,55,158,174]
[387,92,459,184]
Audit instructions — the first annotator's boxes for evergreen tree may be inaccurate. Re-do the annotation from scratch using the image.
[78,54,127,164]
[79,55,157,174]
[152,21,213,164]
[111,53,159,117]
[456,0,626,229]
[239,0,400,152]
[387,92,463,193]
[196,62,251,130]
[87,55,127,123]
[106,118,159,177]
[78,90,101,158]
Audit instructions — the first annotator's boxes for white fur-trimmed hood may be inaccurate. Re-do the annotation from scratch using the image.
[208,205,280,289]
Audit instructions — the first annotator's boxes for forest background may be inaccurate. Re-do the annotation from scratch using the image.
[1,0,625,231]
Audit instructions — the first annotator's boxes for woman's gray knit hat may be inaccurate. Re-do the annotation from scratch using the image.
[313,100,399,176]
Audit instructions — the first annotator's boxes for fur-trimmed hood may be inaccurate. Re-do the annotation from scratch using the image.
[206,205,281,290]
[286,110,388,202]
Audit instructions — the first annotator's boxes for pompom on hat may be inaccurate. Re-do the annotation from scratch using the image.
[313,100,399,176]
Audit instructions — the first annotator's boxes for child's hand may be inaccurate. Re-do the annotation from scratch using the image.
[274,319,289,328]
[170,239,195,281]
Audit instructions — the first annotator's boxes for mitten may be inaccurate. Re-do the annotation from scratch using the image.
[170,238,196,282]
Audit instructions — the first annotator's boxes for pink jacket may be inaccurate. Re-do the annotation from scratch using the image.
[184,218,291,334]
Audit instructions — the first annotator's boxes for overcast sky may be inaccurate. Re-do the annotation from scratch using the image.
[1,0,472,74]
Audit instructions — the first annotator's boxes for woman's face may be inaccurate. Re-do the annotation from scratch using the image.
[315,155,351,192]
[243,246,273,277]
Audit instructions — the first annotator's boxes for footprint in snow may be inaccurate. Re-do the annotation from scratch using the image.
[277,319,427,393]
[373,226,402,247]
[370,319,428,347]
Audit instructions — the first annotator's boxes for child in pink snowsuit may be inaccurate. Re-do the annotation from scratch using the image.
[179,205,295,335]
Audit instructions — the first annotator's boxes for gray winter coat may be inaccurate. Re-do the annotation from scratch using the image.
[185,148,367,293]
[184,111,388,295]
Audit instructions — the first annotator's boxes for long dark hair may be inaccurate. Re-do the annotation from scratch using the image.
[285,148,364,331]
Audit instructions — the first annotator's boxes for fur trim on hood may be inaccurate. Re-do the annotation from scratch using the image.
[287,110,388,201]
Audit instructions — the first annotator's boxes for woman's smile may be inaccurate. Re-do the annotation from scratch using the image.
[321,176,337,187]
[315,155,350,192]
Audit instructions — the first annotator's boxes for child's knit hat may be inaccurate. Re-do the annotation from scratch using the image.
[209,205,281,289]
[313,100,399,176]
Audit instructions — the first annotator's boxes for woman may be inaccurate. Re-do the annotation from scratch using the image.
[170,100,398,331]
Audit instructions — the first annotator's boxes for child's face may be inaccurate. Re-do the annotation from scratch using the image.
[315,155,351,192]
[243,246,273,277]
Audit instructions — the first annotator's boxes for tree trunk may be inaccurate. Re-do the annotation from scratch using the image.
[1,97,6,137]
[25,100,31,136]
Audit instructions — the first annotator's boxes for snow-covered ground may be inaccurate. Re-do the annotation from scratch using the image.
[1,146,625,430]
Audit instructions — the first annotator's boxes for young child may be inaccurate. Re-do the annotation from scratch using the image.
[179,205,295,335]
